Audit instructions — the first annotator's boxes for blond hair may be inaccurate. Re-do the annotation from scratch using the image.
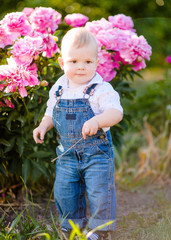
[61,27,98,57]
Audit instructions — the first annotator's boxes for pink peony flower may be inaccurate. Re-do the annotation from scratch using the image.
[119,34,152,65]
[132,59,146,71]
[85,18,113,35]
[0,12,31,38]
[0,60,39,98]
[11,36,43,65]
[27,62,38,77]
[0,101,6,108]
[97,50,118,82]
[108,14,135,31]
[64,13,89,27]
[86,15,152,81]
[29,7,61,34]
[166,55,171,64]
[22,7,34,18]
[0,83,6,91]
[0,26,14,48]
[4,98,14,108]
[41,34,58,58]
[0,65,10,80]
[96,28,132,52]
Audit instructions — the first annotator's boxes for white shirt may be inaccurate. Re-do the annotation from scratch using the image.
[45,72,123,131]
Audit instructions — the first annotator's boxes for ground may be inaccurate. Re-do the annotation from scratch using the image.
[0,178,171,240]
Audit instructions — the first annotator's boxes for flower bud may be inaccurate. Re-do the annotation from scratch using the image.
[40,80,48,87]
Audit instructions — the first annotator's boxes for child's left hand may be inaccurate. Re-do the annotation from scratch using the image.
[82,118,99,139]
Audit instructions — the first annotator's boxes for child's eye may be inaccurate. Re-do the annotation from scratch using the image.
[86,61,92,64]
[72,60,77,63]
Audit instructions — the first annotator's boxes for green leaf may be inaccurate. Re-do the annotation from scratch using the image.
[86,220,115,238]
[166,105,171,120]
[16,116,26,127]
[69,229,77,240]
[69,220,81,237]
[33,233,51,240]
[48,62,60,67]
[22,158,31,183]
[113,145,123,168]
[17,136,24,156]
[32,168,41,182]
[0,138,11,147]
[0,212,5,224]
[4,137,16,153]
[0,164,7,176]
[31,160,48,178]
[29,151,52,158]
[9,210,25,233]
[6,110,18,131]
[53,29,62,36]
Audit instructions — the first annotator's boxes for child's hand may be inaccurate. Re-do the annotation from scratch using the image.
[82,118,99,139]
[33,126,46,144]
[33,116,54,144]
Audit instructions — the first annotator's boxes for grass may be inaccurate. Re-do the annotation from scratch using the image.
[0,209,60,240]
[0,190,114,240]
[139,215,171,240]
[115,116,171,192]
[1,181,170,240]
[114,203,171,240]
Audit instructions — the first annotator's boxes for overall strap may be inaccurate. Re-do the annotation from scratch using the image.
[83,83,98,98]
[55,85,63,103]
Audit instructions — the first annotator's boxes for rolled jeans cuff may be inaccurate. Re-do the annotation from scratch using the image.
[60,217,88,230]
[89,218,116,231]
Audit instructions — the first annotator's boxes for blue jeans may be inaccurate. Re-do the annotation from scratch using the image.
[52,86,116,231]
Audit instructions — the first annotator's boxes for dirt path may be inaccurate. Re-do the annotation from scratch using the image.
[1,179,171,239]
[115,179,171,239]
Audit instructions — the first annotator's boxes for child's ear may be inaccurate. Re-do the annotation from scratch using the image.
[58,57,64,70]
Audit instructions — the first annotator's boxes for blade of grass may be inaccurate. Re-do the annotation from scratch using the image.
[33,233,51,239]
[8,209,25,233]
[44,184,54,218]
[86,220,115,238]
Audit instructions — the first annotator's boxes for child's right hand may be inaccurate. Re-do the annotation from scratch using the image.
[33,116,54,144]
[33,126,46,144]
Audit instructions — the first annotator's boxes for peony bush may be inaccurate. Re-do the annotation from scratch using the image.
[0,7,151,108]
[0,7,151,185]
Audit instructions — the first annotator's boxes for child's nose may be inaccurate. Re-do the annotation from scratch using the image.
[78,63,85,69]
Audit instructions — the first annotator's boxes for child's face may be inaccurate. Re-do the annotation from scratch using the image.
[58,43,99,87]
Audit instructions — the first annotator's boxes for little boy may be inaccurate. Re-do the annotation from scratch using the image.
[33,27,123,240]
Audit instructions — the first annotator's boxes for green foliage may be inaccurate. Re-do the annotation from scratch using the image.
[68,219,114,240]
[116,75,171,188]
[0,54,61,188]
[0,210,57,240]
[0,181,114,240]
[110,65,136,150]
[124,77,171,133]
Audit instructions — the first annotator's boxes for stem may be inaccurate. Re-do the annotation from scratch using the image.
[22,98,31,125]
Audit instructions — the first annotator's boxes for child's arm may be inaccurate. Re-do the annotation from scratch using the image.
[33,115,54,144]
[82,108,123,139]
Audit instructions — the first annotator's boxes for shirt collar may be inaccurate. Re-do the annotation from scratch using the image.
[58,72,103,88]
[88,72,103,85]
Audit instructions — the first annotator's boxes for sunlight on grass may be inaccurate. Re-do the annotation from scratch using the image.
[115,205,171,240]
[139,213,171,240]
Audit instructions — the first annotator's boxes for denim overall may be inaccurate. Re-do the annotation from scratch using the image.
[52,83,116,231]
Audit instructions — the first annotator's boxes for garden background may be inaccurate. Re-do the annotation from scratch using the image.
[0,0,171,240]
